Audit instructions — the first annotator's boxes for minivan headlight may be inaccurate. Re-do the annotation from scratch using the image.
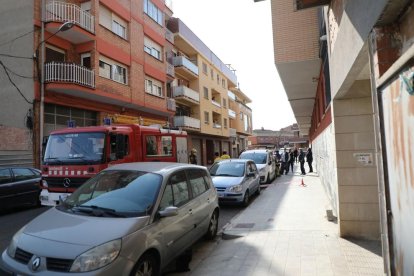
[228,184,243,193]
[70,239,121,272]
[7,227,25,258]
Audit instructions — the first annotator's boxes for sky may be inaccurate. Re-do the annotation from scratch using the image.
[171,0,296,131]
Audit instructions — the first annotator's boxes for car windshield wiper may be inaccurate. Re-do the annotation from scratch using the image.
[72,205,126,217]
[44,157,63,163]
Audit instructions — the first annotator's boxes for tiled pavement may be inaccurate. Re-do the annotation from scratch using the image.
[171,163,384,276]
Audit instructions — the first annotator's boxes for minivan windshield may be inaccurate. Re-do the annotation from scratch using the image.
[239,152,267,164]
[210,162,245,177]
[59,170,162,217]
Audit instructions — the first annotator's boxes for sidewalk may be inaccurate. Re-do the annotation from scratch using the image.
[183,163,384,276]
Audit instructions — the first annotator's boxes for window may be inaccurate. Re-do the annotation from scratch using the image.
[223,98,227,108]
[240,111,244,120]
[144,37,162,61]
[222,79,226,88]
[217,74,220,84]
[112,20,126,38]
[188,169,208,197]
[170,171,190,207]
[203,87,209,99]
[0,169,12,185]
[204,111,209,124]
[224,118,228,129]
[99,56,128,84]
[202,62,207,74]
[145,135,173,157]
[145,77,163,97]
[99,6,127,39]
[143,0,163,25]
[12,168,36,182]
[210,68,214,80]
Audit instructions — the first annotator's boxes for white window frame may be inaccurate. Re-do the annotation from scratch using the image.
[144,37,163,61]
[204,111,209,124]
[143,0,163,26]
[145,76,164,98]
[99,56,128,85]
[99,5,128,39]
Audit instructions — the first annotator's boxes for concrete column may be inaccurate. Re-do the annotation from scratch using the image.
[333,80,380,239]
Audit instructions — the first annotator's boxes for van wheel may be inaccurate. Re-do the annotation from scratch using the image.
[131,253,159,276]
[242,191,250,207]
[205,210,218,240]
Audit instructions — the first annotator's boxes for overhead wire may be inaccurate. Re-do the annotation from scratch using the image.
[0,60,33,104]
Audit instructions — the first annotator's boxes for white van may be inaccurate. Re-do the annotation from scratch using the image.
[239,149,276,184]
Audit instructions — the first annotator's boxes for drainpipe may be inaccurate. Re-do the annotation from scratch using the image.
[39,0,45,167]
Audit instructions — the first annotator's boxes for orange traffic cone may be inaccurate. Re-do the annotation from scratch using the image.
[300,178,306,187]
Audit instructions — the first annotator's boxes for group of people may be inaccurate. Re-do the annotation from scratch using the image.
[188,148,231,165]
[277,147,313,175]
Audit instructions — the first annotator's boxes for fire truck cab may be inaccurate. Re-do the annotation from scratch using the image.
[40,124,188,206]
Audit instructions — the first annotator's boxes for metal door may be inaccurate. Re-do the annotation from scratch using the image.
[176,137,188,164]
[379,66,414,275]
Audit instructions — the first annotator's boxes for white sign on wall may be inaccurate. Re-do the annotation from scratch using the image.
[353,153,373,166]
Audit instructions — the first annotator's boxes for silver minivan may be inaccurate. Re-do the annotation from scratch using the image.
[0,162,219,275]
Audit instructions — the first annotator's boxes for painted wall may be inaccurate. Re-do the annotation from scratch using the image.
[0,0,34,157]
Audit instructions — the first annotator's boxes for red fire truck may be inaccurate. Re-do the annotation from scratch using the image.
[40,124,188,206]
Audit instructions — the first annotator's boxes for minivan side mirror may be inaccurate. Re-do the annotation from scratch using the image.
[247,172,256,177]
[159,206,179,217]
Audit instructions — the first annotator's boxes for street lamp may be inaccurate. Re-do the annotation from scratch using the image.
[36,20,74,166]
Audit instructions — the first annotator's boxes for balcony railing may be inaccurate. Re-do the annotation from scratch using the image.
[213,123,222,129]
[165,29,174,44]
[45,1,95,34]
[166,62,175,77]
[45,62,95,88]
[166,98,176,111]
[212,100,221,107]
[174,116,200,129]
[172,56,199,76]
[228,109,236,118]
[173,86,200,103]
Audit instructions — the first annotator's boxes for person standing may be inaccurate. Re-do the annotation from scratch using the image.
[306,147,313,173]
[288,148,294,173]
[214,152,222,163]
[281,148,289,175]
[220,151,230,159]
[293,148,298,163]
[299,148,306,175]
[189,148,197,164]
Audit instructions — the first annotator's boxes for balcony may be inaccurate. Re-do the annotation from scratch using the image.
[229,128,237,137]
[173,86,200,105]
[166,62,175,77]
[45,1,95,43]
[172,56,198,80]
[228,109,236,119]
[165,29,174,44]
[45,62,95,88]
[212,100,221,108]
[213,122,222,129]
[166,98,176,112]
[174,116,201,131]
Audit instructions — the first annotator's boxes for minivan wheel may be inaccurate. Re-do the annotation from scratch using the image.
[205,210,218,240]
[255,185,261,195]
[242,191,250,207]
[131,253,159,276]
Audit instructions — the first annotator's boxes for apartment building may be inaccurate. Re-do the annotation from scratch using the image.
[270,0,414,274]
[0,0,252,167]
[167,17,252,165]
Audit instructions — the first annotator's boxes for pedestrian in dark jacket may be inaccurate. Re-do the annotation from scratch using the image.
[280,149,289,175]
[289,149,294,173]
[293,148,298,163]
[299,148,306,175]
[189,148,197,164]
[306,147,313,173]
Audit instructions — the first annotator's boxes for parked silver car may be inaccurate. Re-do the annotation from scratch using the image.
[239,149,276,184]
[209,159,260,206]
[0,162,219,276]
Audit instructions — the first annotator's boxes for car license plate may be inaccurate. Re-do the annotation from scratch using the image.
[40,195,48,201]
